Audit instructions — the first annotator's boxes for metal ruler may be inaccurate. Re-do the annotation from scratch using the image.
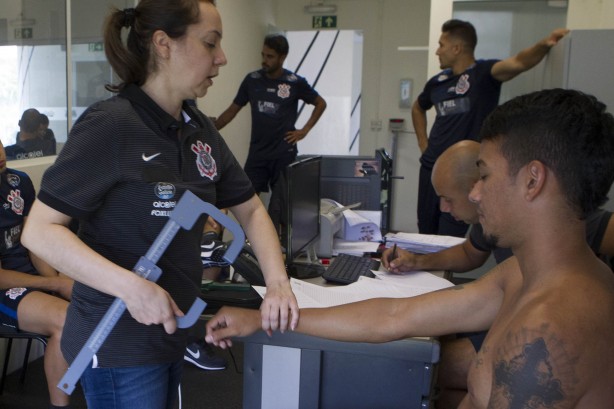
[58,190,245,394]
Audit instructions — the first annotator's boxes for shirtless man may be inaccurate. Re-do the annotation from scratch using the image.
[206,89,614,408]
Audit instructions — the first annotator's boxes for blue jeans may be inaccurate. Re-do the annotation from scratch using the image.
[80,361,183,409]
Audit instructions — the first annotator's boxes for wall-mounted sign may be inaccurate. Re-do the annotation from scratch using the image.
[15,27,33,39]
[312,16,337,29]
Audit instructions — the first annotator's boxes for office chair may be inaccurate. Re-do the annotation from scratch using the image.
[0,329,47,394]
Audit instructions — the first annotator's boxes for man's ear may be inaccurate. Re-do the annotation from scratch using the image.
[524,160,547,201]
[151,30,171,60]
[452,42,462,55]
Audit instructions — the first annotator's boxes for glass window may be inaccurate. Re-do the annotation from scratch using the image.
[0,0,133,161]
[0,0,67,159]
[70,0,130,127]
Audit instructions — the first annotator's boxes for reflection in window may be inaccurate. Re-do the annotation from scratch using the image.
[0,0,67,159]
[0,0,127,161]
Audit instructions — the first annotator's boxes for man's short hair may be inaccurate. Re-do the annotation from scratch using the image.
[480,88,614,218]
[442,19,477,51]
[264,34,289,56]
[18,108,42,133]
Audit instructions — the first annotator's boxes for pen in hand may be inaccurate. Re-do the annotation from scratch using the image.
[389,243,398,264]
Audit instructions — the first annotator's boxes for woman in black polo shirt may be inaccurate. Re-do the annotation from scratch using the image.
[22,1,298,408]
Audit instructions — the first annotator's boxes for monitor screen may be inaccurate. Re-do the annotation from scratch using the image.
[284,156,322,270]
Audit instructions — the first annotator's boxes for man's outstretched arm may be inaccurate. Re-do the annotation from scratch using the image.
[206,259,515,349]
[491,28,569,82]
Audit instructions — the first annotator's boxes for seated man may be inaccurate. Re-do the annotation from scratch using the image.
[6,108,48,160]
[206,89,614,408]
[382,139,614,407]
[0,140,73,408]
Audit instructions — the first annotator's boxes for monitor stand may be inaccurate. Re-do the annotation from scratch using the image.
[287,245,325,279]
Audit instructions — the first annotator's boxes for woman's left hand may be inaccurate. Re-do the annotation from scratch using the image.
[259,279,299,334]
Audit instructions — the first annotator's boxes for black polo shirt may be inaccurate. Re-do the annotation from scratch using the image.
[39,84,254,367]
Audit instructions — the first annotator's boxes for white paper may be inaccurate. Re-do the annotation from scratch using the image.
[332,239,380,256]
[254,274,452,309]
[372,270,454,290]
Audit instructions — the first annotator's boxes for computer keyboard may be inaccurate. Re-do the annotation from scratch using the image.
[322,253,380,285]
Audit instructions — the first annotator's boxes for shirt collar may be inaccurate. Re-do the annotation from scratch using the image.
[119,84,196,136]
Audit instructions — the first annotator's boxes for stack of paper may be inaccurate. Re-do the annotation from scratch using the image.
[385,232,465,254]
[253,272,453,309]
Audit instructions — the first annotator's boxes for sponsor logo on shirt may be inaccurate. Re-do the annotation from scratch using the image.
[3,225,21,250]
[191,140,217,181]
[257,101,278,114]
[7,190,24,215]
[142,152,161,162]
[277,83,291,99]
[150,200,177,217]
[435,97,471,117]
[6,174,20,188]
[154,182,176,200]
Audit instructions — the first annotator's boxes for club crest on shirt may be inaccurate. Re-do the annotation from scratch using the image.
[278,83,291,99]
[191,141,217,180]
[6,174,20,188]
[6,287,27,300]
[455,74,470,95]
[7,190,24,215]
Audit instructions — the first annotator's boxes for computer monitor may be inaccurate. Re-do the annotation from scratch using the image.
[283,155,323,278]
[319,155,382,211]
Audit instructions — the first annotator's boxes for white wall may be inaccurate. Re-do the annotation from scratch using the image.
[567,0,614,29]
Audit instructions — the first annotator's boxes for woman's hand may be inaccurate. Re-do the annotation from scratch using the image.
[259,278,299,335]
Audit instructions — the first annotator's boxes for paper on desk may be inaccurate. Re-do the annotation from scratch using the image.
[253,274,452,309]
[332,239,380,256]
[373,270,454,290]
[385,232,465,253]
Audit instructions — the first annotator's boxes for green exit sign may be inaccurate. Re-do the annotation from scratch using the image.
[312,15,337,29]
[88,42,104,52]
[14,27,33,39]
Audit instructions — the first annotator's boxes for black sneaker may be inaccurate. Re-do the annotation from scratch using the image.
[184,339,227,370]
[201,232,230,269]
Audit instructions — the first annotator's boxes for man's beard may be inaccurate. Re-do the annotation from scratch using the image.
[485,233,500,249]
